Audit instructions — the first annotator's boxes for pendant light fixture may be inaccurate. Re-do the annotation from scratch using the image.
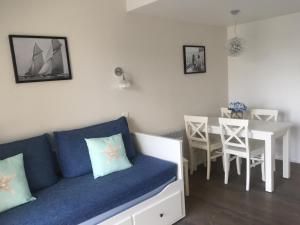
[226,9,245,57]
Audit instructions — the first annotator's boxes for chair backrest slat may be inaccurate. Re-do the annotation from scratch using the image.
[219,118,249,154]
[221,107,232,118]
[184,115,209,146]
[250,109,278,122]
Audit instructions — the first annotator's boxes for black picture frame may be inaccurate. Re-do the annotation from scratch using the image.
[183,45,206,74]
[9,35,72,83]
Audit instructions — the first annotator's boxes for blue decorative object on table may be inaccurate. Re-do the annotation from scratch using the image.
[228,101,247,118]
[228,101,247,112]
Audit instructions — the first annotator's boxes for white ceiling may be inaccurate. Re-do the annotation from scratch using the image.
[127,0,300,26]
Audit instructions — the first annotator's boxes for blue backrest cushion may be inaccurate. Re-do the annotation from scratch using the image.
[54,117,136,178]
[0,134,58,192]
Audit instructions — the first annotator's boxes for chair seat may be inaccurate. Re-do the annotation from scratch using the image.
[190,134,222,151]
[249,139,265,155]
[225,139,264,158]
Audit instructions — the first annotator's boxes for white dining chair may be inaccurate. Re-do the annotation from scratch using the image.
[184,115,223,180]
[219,118,265,191]
[250,109,279,122]
[221,107,232,118]
[251,108,279,171]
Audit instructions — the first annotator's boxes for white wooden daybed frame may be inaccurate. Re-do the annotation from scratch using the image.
[98,132,186,225]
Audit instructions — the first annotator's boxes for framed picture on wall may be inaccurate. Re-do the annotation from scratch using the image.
[183,45,206,74]
[9,35,72,83]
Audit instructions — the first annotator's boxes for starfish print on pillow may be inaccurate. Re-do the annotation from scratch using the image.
[102,141,121,163]
[0,174,16,193]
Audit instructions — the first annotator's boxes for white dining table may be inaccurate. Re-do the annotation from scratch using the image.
[207,117,292,192]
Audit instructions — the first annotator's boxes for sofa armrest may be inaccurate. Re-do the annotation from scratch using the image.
[132,132,183,180]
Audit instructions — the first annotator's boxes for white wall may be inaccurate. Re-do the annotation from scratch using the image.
[228,13,300,163]
[0,0,228,143]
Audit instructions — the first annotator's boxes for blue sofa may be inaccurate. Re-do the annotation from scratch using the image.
[0,117,178,225]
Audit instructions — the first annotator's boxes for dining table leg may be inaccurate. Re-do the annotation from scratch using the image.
[283,129,290,179]
[265,135,275,192]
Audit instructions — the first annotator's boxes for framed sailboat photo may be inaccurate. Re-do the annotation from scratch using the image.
[9,35,72,83]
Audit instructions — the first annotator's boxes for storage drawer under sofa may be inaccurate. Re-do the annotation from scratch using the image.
[133,191,182,225]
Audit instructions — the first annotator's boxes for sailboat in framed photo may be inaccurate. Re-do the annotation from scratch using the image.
[9,35,72,83]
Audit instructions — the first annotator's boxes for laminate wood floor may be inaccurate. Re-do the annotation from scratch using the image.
[176,159,300,225]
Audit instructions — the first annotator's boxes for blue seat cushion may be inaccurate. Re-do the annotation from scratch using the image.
[0,134,58,192]
[0,154,177,225]
[54,117,136,178]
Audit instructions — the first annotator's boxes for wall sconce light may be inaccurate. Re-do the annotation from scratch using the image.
[114,67,131,89]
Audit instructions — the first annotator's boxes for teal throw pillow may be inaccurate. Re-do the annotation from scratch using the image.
[85,134,132,179]
[0,154,36,213]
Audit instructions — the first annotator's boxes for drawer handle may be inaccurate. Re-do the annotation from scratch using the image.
[160,213,164,218]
